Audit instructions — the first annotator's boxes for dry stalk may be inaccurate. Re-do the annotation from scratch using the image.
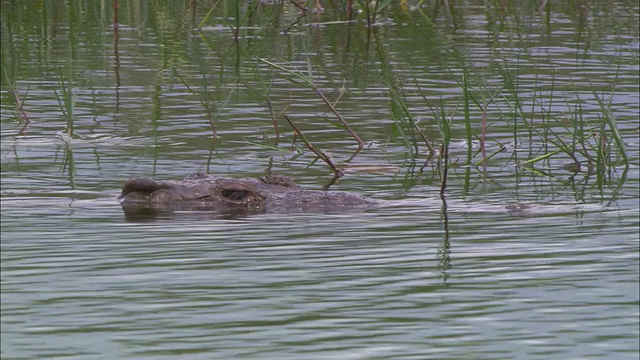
[12,90,32,135]
[439,143,448,195]
[311,84,364,148]
[283,115,344,178]
[411,118,434,153]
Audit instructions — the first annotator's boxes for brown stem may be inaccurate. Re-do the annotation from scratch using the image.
[480,107,487,173]
[13,90,32,135]
[265,99,280,145]
[113,0,121,114]
[439,143,448,195]
[283,115,344,177]
[311,84,364,147]
[113,0,119,29]
[206,106,217,142]
[288,0,307,13]
[579,133,593,169]
[345,145,363,163]
[283,14,305,36]
[321,173,342,190]
[411,118,434,153]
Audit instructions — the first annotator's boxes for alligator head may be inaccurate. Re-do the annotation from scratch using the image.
[118,173,374,220]
[118,175,276,211]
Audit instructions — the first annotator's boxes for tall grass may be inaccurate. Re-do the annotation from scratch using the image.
[2,64,32,134]
[54,66,76,138]
[259,58,365,147]
[177,72,236,142]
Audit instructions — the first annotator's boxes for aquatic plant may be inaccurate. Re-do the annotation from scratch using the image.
[259,58,365,147]
[53,68,76,138]
[1,63,31,134]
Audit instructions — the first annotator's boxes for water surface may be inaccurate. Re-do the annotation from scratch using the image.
[1,1,639,359]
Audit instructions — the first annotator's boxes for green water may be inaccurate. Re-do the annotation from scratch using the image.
[1,1,638,359]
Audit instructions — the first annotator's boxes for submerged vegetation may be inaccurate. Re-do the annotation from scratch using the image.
[1,0,637,199]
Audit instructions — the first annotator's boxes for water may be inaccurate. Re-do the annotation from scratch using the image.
[1,1,639,359]
[2,201,637,359]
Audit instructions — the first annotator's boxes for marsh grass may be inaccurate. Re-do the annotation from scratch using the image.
[497,57,524,148]
[458,75,504,163]
[197,0,222,29]
[502,85,627,183]
[253,47,629,191]
[387,85,420,156]
[1,65,31,134]
[374,28,429,157]
[53,69,76,138]
[461,73,473,165]
[0,0,631,192]
[357,0,394,27]
[400,80,456,193]
[259,58,365,147]
[591,82,628,167]
[177,72,236,142]
[493,55,629,182]
[434,106,452,194]
[381,55,630,195]
[283,114,344,178]
[242,62,283,145]
[198,0,283,39]
[61,143,76,186]
[253,56,374,175]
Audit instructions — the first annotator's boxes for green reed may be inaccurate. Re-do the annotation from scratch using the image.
[197,0,222,29]
[53,66,75,138]
[283,115,344,178]
[591,84,628,167]
[387,84,420,156]
[177,72,236,142]
[460,73,472,165]
[497,56,524,148]
[257,55,370,174]
[433,103,452,194]
[510,88,627,179]
[242,61,286,147]
[1,63,32,134]
[259,58,365,147]
[198,0,268,41]
[465,81,504,167]
[357,0,394,27]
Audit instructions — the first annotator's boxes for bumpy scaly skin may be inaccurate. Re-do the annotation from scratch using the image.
[119,173,376,214]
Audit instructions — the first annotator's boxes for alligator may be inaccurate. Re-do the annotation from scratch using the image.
[118,173,607,221]
[119,173,376,220]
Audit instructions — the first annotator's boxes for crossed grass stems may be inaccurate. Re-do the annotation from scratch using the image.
[186,0,629,192]
[2,0,631,205]
[11,59,628,194]
[174,57,629,192]
[239,58,628,193]
[7,54,628,197]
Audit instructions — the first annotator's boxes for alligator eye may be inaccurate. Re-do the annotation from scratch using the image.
[218,183,265,205]
[222,189,249,201]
